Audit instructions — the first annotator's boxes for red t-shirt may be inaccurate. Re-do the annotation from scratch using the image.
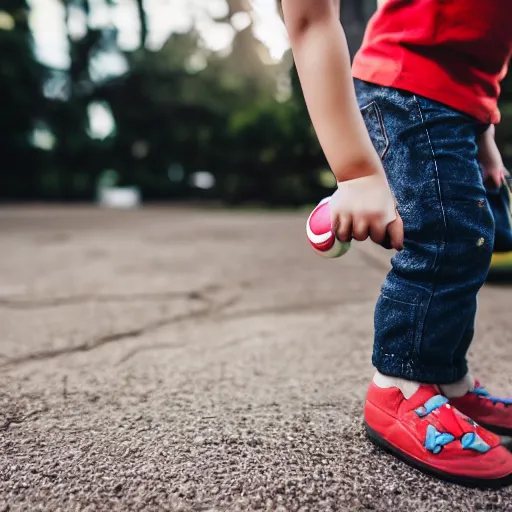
[352,0,512,124]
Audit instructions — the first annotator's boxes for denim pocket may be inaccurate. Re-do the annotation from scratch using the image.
[360,101,389,160]
[374,294,420,360]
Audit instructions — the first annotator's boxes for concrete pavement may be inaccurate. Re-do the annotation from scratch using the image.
[1,206,511,511]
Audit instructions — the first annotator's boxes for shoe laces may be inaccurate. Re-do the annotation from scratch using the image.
[473,385,512,408]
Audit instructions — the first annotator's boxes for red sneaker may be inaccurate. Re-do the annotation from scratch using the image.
[364,382,512,488]
[450,381,512,437]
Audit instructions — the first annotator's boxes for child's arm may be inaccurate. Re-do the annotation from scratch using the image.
[282,0,377,182]
[478,125,508,188]
[281,0,403,249]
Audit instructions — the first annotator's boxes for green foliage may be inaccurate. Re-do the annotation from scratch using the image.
[0,0,46,200]
[92,25,331,205]
[3,0,512,204]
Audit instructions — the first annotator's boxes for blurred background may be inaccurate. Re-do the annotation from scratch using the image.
[2,0,511,206]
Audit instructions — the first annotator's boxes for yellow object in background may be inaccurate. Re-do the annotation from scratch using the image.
[490,251,512,269]
[487,250,512,282]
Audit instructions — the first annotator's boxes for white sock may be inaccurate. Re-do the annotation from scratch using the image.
[373,371,420,400]
[440,374,475,398]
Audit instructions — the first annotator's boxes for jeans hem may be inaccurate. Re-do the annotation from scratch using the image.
[373,352,468,385]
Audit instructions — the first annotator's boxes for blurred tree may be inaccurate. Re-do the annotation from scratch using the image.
[98,31,224,200]
[0,0,46,200]
[4,0,510,205]
[41,0,123,200]
[134,0,148,48]
[342,0,377,58]
[95,0,378,205]
[97,2,318,204]
[213,0,283,98]
[44,0,95,200]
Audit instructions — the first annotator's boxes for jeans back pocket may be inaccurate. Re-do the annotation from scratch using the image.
[360,101,389,160]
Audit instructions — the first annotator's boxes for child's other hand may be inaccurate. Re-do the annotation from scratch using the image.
[478,125,508,188]
[330,174,404,251]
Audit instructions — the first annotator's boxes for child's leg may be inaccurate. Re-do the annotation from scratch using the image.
[355,79,494,385]
[354,80,512,487]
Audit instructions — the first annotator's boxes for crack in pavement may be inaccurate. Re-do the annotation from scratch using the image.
[0,297,238,368]
[114,298,372,367]
[0,286,219,310]
[0,405,50,431]
[0,295,372,369]
[115,333,255,366]
[216,296,372,322]
[115,342,188,366]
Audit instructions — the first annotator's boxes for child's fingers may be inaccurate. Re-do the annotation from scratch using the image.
[493,169,504,188]
[369,219,387,245]
[386,212,404,251]
[380,233,392,250]
[335,214,353,242]
[353,218,370,241]
[483,166,505,188]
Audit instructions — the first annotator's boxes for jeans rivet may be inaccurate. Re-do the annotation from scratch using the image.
[477,200,485,207]
[477,237,485,247]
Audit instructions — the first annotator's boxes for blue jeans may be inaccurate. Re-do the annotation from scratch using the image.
[355,79,495,384]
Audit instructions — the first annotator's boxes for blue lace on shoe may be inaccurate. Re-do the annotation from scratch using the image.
[424,425,455,454]
[414,395,449,418]
[415,395,491,454]
[460,432,492,453]
[473,385,512,406]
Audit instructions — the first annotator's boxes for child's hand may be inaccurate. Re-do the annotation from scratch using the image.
[330,174,404,251]
[478,125,508,188]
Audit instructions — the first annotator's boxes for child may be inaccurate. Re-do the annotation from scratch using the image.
[280,0,512,487]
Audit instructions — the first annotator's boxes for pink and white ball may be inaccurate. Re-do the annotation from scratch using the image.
[306,197,351,258]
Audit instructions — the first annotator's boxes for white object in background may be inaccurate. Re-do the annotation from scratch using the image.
[99,187,141,209]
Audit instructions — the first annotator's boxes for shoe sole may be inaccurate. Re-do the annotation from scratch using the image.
[364,421,512,489]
